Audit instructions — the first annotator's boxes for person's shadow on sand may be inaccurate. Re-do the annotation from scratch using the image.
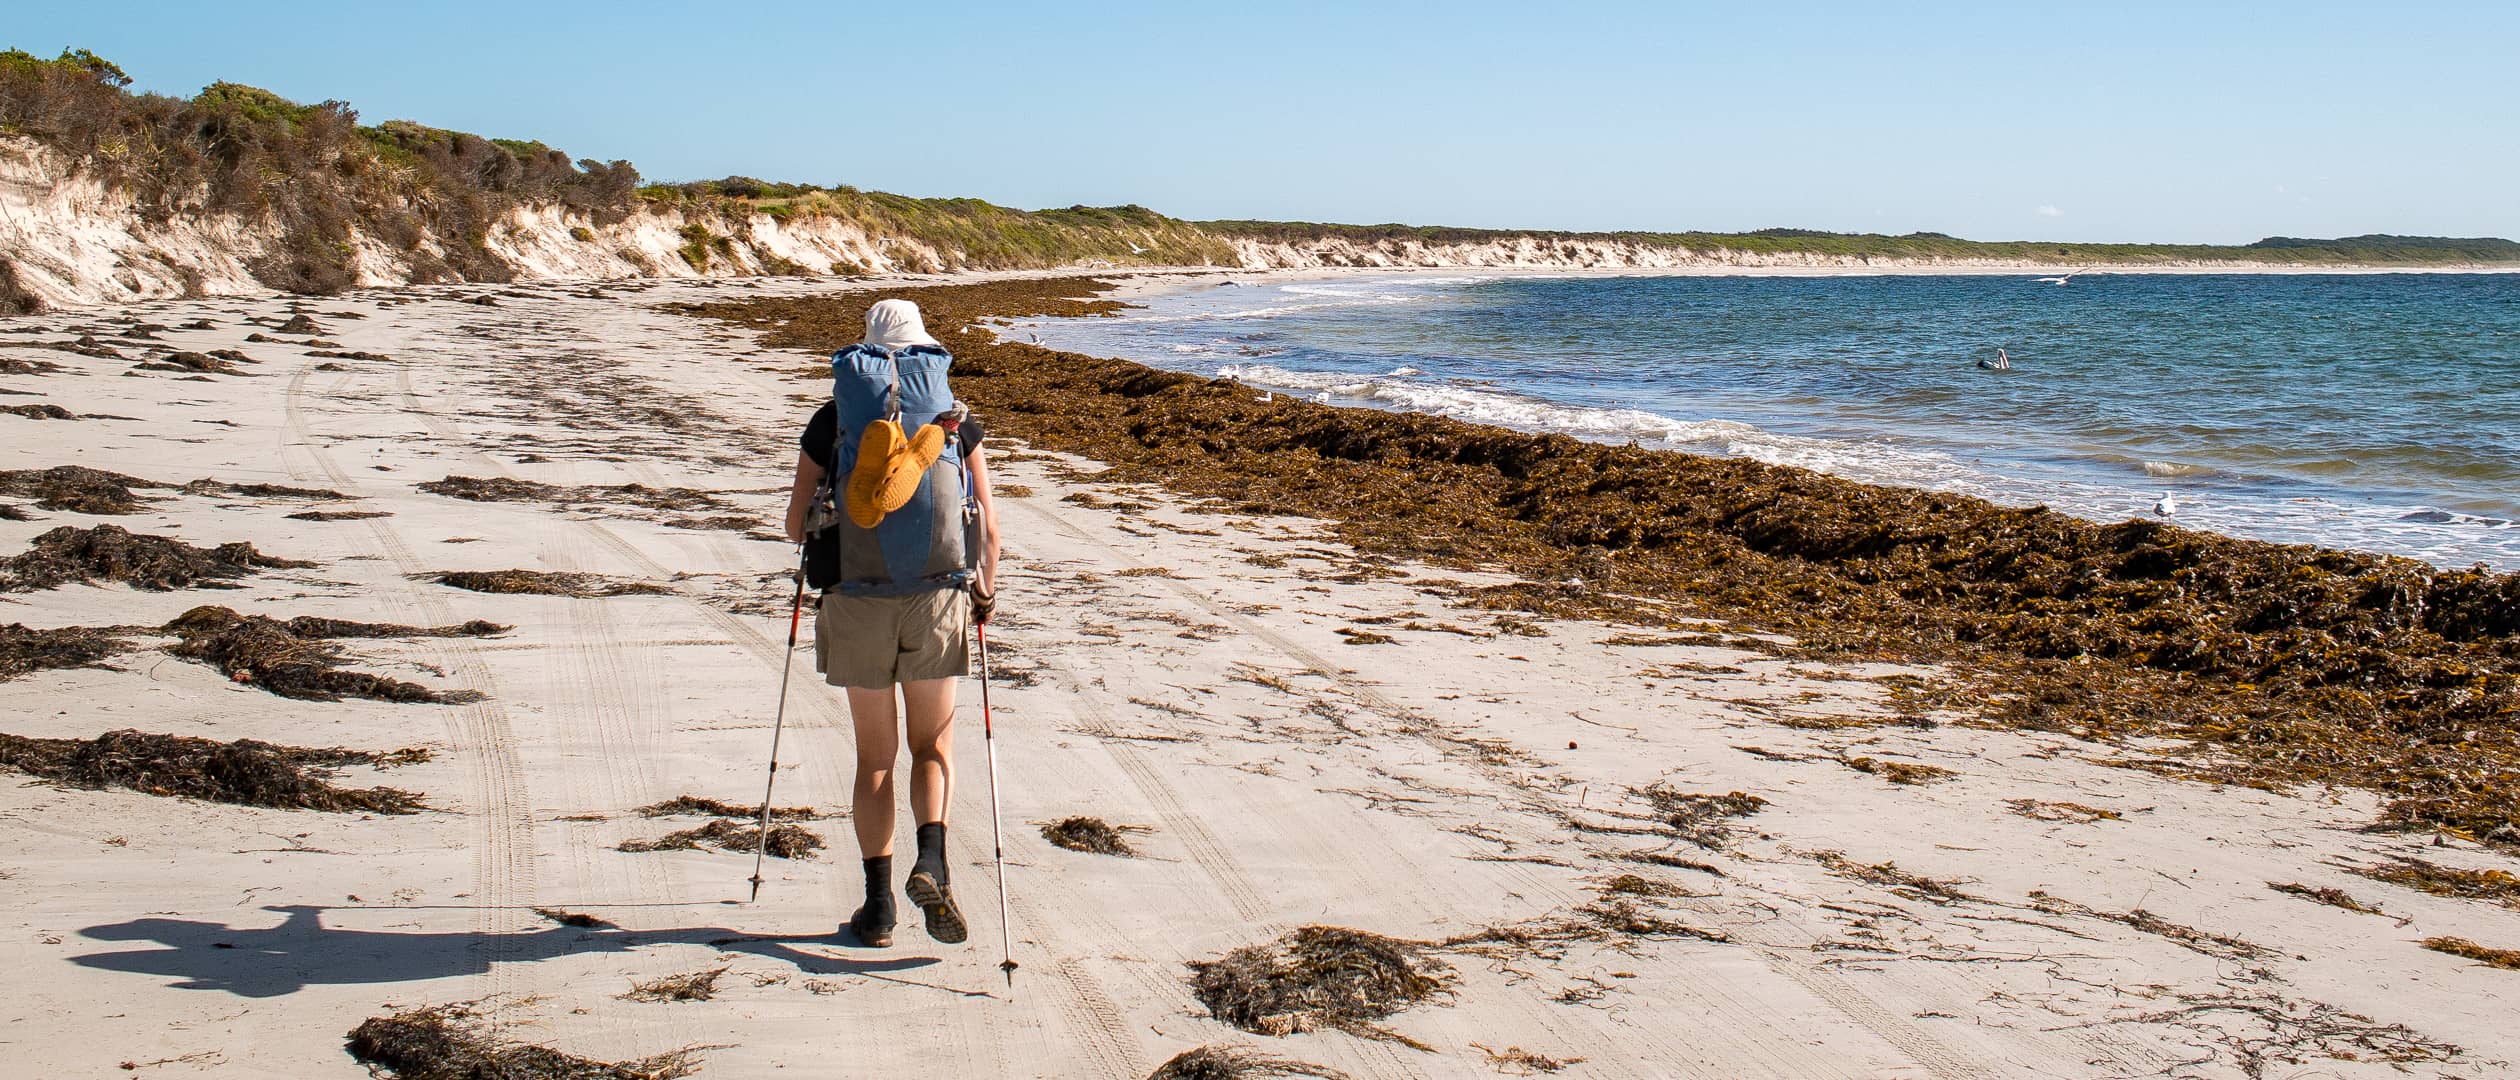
[74,905,967,999]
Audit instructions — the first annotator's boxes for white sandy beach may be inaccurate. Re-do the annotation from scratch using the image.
[2,278,2516,1078]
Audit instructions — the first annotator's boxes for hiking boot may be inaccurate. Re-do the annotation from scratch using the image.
[844,855,896,947]
[907,822,968,945]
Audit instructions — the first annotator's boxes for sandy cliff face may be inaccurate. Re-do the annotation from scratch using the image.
[0,138,983,310]
[0,136,2341,310]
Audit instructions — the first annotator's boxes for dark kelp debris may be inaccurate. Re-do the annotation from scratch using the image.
[683,277,2520,846]
[180,479,348,500]
[160,606,501,703]
[419,475,733,513]
[0,729,424,813]
[428,570,672,598]
[288,509,392,521]
[1146,1046,1351,1080]
[1637,786,1766,849]
[1,622,137,681]
[2,403,75,419]
[0,525,312,592]
[1187,927,1454,1043]
[620,818,822,859]
[1041,816,1146,856]
[347,1002,706,1079]
[636,795,816,821]
[0,466,163,513]
[622,968,727,1003]
[533,907,616,929]
[136,350,247,375]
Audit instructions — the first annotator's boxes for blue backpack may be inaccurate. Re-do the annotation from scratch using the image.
[805,343,979,595]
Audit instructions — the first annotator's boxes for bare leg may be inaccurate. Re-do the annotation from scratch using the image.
[846,685,901,857]
[901,676,958,826]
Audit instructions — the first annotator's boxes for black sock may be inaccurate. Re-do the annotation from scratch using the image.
[858,855,895,923]
[914,822,948,886]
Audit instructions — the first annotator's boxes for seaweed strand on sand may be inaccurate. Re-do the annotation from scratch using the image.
[161,605,500,703]
[620,818,822,859]
[1186,926,1454,1044]
[0,525,313,592]
[681,277,2520,846]
[0,729,424,813]
[0,465,165,514]
[348,1001,710,1079]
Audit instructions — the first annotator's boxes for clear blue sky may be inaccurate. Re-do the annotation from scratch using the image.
[13,2,2516,243]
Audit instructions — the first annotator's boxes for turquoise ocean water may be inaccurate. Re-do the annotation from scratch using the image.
[1012,272,2520,571]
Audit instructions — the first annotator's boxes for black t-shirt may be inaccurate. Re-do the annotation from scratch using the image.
[800,402,983,473]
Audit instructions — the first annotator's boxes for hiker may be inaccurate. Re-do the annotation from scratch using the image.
[782,298,1001,948]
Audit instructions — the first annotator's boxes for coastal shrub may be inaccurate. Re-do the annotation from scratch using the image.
[0,48,640,294]
[677,223,714,270]
[569,225,596,242]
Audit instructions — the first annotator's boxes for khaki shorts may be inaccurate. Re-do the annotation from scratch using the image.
[815,588,971,689]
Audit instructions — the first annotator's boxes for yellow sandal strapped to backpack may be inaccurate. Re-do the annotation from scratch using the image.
[844,418,948,529]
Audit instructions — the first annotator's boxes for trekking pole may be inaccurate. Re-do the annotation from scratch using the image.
[976,619,1019,988]
[747,546,810,903]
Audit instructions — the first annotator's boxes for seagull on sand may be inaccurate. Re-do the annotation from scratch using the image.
[2153,492,2178,517]
[2033,266,2097,286]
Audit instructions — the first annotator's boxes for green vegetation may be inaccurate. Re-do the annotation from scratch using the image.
[645,178,1239,270]
[3,47,2511,303]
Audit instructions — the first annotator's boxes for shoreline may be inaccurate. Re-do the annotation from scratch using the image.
[2,277,2516,1076]
[1027,269,2520,571]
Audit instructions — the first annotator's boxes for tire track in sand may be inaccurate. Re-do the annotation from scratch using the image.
[283,359,539,1004]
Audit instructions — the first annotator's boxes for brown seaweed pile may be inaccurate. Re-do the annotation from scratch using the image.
[636,795,816,821]
[1187,926,1454,1042]
[347,1002,706,1079]
[621,968,726,1003]
[533,907,616,929]
[135,350,248,375]
[2,402,75,419]
[287,509,392,521]
[2422,936,2520,970]
[619,818,822,859]
[2266,882,2396,919]
[160,605,502,703]
[0,729,424,813]
[687,276,2520,845]
[180,479,348,500]
[1,622,136,681]
[0,465,162,513]
[1,525,312,592]
[1041,816,1145,855]
[2348,856,2520,907]
[419,475,733,513]
[1636,786,1766,849]
[1146,1046,1350,1080]
[428,569,672,598]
